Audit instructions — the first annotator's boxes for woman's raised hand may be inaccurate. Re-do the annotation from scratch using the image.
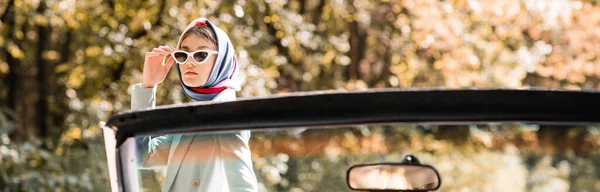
[141,46,175,88]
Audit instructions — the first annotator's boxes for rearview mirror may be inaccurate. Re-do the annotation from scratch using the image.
[347,163,441,191]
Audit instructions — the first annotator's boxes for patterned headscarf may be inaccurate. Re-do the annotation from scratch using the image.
[175,18,240,101]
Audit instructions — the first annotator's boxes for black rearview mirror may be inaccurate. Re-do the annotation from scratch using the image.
[347,163,441,191]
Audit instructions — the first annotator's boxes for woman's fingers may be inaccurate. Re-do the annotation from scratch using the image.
[158,46,175,53]
[146,46,175,69]
[165,55,175,66]
[164,56,175,69]
[152,48,169,55]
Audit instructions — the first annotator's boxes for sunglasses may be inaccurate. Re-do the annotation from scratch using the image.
[170,50,218,65]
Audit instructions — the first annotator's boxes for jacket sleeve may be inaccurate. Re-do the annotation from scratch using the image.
[131,83,172,168]
[130,83,156,110]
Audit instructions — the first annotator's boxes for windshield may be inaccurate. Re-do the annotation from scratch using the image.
[129,122,600,191]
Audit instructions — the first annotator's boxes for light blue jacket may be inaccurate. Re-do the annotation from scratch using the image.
[130,84,258,192]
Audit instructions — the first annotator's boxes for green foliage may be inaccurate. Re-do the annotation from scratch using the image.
[0,132,109,191]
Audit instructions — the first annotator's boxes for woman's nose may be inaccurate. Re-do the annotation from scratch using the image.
[185,57,196,66]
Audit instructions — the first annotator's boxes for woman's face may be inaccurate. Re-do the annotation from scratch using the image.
[179,34,217,87]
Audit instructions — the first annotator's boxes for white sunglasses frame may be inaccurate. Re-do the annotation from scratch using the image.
[169,50,219,65]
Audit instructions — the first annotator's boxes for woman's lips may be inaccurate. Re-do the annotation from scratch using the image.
[184,71,198,76]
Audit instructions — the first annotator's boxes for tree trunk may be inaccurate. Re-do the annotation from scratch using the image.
[3,0,23,140]
[348,21,366,81]
[312,0,326,26]
[36,2,49,137]
[536,125,570,153]
[0,0,15,23]
[298,0,306,14]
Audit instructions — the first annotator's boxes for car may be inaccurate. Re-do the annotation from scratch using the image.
[101,88,600,192]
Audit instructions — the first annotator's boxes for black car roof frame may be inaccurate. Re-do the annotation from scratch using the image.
[105,88,600,148]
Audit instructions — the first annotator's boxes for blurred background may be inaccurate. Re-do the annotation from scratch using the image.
[0,0,599,191]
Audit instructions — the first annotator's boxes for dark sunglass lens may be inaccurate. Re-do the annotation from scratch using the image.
[193,51,209,63]
[173,52,188,63]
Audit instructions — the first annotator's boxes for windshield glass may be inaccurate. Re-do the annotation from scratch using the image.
[130,122,600,191]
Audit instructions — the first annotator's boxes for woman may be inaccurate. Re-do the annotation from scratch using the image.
[130,18,258,192]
